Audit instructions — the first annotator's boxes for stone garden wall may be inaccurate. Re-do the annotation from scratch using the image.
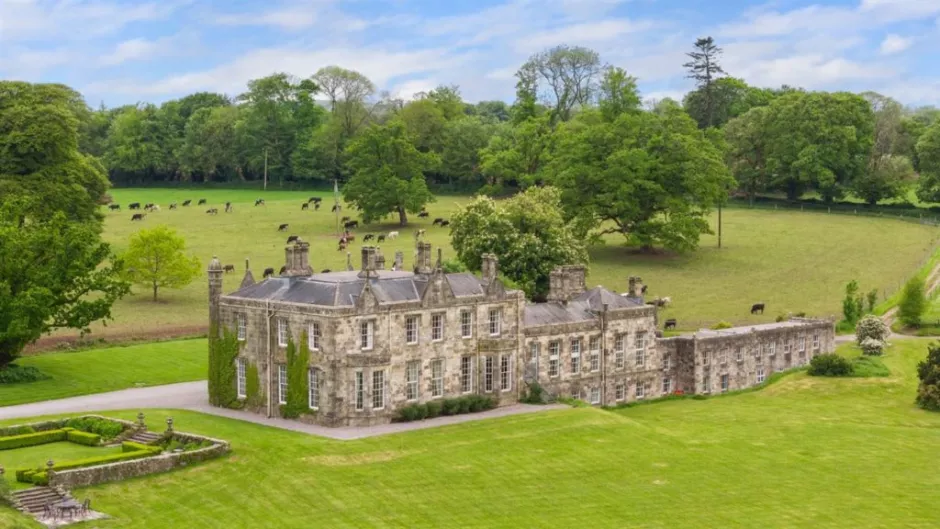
[47,432,230,489]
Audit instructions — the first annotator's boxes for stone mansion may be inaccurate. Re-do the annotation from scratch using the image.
[208,240,835,427]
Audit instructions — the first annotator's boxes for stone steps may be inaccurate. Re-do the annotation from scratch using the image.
[128,430,162,445]
[13,487,67,515]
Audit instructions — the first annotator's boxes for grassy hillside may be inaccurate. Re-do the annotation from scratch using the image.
[73,188,940,339]
[0,339,206,406]
[1,340,937,528]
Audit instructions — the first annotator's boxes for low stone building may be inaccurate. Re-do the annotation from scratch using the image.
[208,240,835,426]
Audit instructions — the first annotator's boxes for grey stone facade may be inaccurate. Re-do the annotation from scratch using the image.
[209,241,836,426]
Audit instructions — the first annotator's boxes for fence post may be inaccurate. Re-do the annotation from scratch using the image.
[828,207,830,214]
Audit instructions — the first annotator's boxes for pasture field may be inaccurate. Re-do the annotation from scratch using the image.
[0,339,206,406]
[80,188,939,340]
[1,340,938,528]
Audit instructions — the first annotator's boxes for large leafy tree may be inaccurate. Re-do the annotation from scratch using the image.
[916,342,940,411]
[518,45,604,124]
[724,106,772,203]
[0,81,128,368]
[449,186,588,300]
[440,117,498,188]
[764,91,874,201]
[549,94,733,251]
[122,226,201,302]
[916,121,940,202]
[683,37,726,129]
[342,120,438,225]
[683,77,773,129]
[178,106,242,182]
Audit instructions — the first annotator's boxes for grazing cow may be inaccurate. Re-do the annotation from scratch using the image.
[144,203,155,211]
[363,234,375,242]
[129,203,141,210]
[415,229,426,238]
[206,208,218,215]
[263,267,275,278]
[301,203,308,211]
[255,199,265,206]
[664,319,677,330]
[344,220,359,229]
[341,216,351,223]
[331,204,341,212]
[418,211,429,218]
[169,203,177,210]
[377,235,386,243]
[314,203,320,211]
[309,197,322,204]
[109,204,121,211]
[279,265,287,275]
[286,235,299,244]
[432,217,444,225]
[439,220,450,227]
[225,202,233,213]
[388,231,399,240]
[320,268,331,273]
[152,205,160,212]
[182,200,192,206]
[641,285,648,294]
[338,241,347,251]
[131,213,145,221]
[750,302,765,315]
[278,223,289,231]
[198,199,207,205]
[223,265,235,273]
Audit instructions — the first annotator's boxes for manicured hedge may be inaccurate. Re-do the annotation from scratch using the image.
[65,417,125,440]
[395,394,497,423]
[66,430,101,446]
[16,443,161,484]
[0,429,66,450]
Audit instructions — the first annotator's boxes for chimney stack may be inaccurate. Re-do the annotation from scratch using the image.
[375,247,386,270]
[283,240,313,277]
[547,265,586,303]
[627,276,644,298]
[393,251,404,271]
[359,246,378,277]
[415,242,433,275]
[481,253,498,285]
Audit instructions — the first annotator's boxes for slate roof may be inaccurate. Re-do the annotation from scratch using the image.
[522,286,645,327]
[224,270,486,307]
[575,286,645,311]
[692,320,826,339]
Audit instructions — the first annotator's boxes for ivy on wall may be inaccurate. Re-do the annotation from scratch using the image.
[281,332,310,418]
[208,323,240,408]
[246,363,262,409]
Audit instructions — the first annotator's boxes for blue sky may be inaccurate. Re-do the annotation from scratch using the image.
[2,0,940,107]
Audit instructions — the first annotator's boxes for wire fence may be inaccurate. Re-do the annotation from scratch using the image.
[725,199,940,226]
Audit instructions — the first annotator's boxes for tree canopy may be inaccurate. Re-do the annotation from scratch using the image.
[122,226,201,302]
[449,186,588,300]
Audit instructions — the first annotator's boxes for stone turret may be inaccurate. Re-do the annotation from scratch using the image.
[239,257,256,289]
[547,265,586,304]
[208,256,223,331]
[283,240,313,277]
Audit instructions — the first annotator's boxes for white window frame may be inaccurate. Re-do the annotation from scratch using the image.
[360,320,374,351]
[614,334,625,369]
[615,383,625,401]
[549,341,560,378]
[406,361,420,401]
[570,339,581,374]
[431,359,444,398]
[431,313,444,342]
[278,364,288,404]
[662,377,671,395]
[784,340,792,355]
[308,321,320,351]
[483,356,494,392]
[721,374,729,393]
[703,350,709,366]
[405,315,419,345]
[488,308,501,336]
[663,355,671,370]
[589,387,600,404]
[636,383,646,400]
[757,366,766,384]
[768,341,776,356]
[236,358,247,398]
[813,333,820,350]
[635,332,646,368]
[308,368,319,410]
[735,347,743,362]
[460,356,473,393]
[460,310,473,338]
[237,314,247,341]
[500,354,511,391]
[798,336,806,353]
[528,342,540,363]
[703,375,711,393]
[277,318,288,348]
[355,371,364,410]
[589,336,600,372]
[372,370,385,410]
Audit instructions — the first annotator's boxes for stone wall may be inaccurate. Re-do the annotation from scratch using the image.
[48,432,230,489]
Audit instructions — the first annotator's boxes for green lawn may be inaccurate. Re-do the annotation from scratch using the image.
[0,442,122,491]
[70,188,940,339]
[1,340,939,528]
[0,339,206,406]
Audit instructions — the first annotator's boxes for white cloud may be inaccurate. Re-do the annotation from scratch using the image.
[215,8,319,31]
[0,46,74,76]
[514,18,656,53]
[391,79,438,101]
[879,34,913,55]
[0,0,182,42]
[734,54,894,88]
[88,46,472,97]
[101,38,159,66]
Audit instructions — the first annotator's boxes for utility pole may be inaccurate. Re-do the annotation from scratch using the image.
[718,201,722,249]
[263,148,268,191]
